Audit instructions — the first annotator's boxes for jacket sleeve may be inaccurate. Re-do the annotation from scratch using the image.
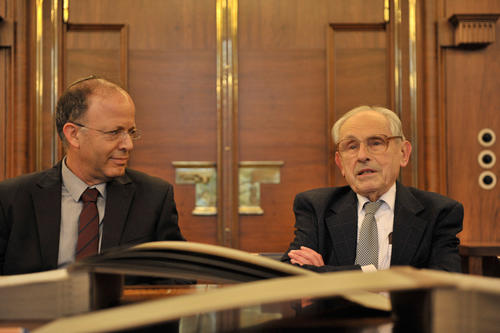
[281,192,361,272]
[155,183,185,242]
[427,201,463,272]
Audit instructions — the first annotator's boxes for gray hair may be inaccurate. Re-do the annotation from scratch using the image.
[331,105,406,144]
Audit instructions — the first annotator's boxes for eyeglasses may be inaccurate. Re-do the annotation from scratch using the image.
[337,134,402,157]
[70,122,142,141]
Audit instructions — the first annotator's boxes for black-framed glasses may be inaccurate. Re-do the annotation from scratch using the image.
[70,122,142,141]
[337,134,402,157]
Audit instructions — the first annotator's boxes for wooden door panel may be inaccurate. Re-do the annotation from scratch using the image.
[129,50,218,244]
[238,0,390,252]
[445,34,500,243]
[238,50,328,252]
[331,30,389,111]
[440,0,500,243]
[65,28,125,86]
[67,0,218,245]
[328,26,391,187]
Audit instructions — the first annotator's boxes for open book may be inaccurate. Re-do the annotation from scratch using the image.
[32,267,500,333]
[0,241,313,320]
[72,241,315,283]
[0,268,122,320]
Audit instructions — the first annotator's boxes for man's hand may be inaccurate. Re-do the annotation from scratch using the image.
[287,246,325,267]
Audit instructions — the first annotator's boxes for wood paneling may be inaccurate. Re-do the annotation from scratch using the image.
[444,0,500,16]
[65,24,128,88]
[443,29,500,242]
[238,0,388,252]
[420,0,443,192]
[428,0,500,243]
[327,23,392,188]
[238,48,327,251]
[0,0,32,180]
[61,0,394,252]
[0,49,8,180]
[65,0,218,245]
[7,0,497,251]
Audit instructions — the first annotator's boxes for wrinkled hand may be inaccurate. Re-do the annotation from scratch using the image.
[288,246,324,267]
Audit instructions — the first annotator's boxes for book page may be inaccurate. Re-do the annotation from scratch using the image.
[0,268,69,288]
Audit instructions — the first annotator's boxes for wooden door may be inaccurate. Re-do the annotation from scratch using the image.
[64,0,219,245]
[237,0,392,251]
[437,0,500,243]
[59,0,395,252]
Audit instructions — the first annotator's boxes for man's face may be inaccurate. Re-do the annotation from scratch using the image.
[71,90,136,185]
[334,111,411,201]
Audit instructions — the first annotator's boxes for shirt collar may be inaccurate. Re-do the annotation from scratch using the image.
[356,182,396,214]
[62,157,107,202]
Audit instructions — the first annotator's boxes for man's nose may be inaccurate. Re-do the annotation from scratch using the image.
[356,142,370,160]
[119,133,134,151]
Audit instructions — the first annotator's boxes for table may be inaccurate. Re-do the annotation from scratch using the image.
[459,242,500,276]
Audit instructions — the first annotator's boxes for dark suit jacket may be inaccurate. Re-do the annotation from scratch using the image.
[0,162,185,275]
[281,182,463,272]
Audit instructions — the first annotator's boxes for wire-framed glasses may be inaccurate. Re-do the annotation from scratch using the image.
[337,134,402,157]
[70,122,142,141]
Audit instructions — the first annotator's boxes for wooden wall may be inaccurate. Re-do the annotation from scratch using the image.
[0,0,34,179]
[442,0,499,242]
[0,0,498,250]
[237,0,392,251]
[64,0,219,246]
[421,0,500,243]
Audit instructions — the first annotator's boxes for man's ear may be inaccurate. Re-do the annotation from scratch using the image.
[335,151,345,177]
[62,123,81,148]
[400,140,412,167]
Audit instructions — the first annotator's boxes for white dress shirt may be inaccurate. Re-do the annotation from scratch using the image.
[58,158,106,267]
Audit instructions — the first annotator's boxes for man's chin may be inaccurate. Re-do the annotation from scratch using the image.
[353,182,381,197]
[105,167,127,179]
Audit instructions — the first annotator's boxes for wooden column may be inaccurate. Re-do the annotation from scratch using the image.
[217,0,239,247]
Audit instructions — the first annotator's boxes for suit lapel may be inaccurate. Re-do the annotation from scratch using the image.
[325,191,358,266]
[391,183,427,266]
[101,173,135,250]
[33,164,63,269]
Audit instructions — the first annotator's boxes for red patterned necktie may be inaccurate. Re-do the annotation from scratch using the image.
[76,188,99,260]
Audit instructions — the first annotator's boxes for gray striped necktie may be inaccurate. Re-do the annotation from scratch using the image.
[355,200,383,268]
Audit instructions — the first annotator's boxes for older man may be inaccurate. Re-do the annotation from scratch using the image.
[0,76,185,275]
[282,105,463,272]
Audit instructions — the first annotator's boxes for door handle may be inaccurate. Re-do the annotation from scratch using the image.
[238,161,284,215]
[173,161,284,215]
[172,161,217,215]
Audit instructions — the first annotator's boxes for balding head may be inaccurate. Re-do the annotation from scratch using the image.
[55,76,129,145]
